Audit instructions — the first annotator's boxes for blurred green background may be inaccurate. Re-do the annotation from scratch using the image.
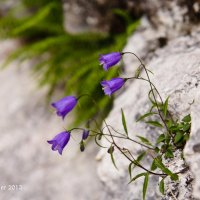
[0,0,139,126]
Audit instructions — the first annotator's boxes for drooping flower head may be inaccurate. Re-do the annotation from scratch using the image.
[82,130,89,140]
[47,131,71,155]
[51,96,77,119]
[101,77,125,96]
[99,52,122,71]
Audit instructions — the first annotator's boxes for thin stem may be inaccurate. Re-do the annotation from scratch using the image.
[123,52,172,136]
[113,138,166,176]
[104,125,155,150]
[78,92,167,176]
[68,127,85,132]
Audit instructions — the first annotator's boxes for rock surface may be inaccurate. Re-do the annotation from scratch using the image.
[0,40,101,200]
[97,5,200,200]
[184,97,200,199]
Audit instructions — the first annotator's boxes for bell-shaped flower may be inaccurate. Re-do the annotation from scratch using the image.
[51,96,77,119]
[82,130,89,140]
[47,131,71,155]
[101,77,125,96]
[99,52,122,71]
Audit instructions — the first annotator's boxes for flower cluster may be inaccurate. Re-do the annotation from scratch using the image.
[46,51,191,199]
[47,52,124,155]
[100,52,125,96]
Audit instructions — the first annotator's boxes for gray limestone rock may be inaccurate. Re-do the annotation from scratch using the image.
[97,27,200,200]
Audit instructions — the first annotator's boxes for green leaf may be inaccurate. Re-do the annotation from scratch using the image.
[132,151,146,169]
[174,132,183,144]
[149,104,157,113]
[109,145,118,170]
[163,96,169,118]
[146,121,163,128]
[148,89,157,105]
[159,178,165,195]
[151,159,157,171]
[156,134,165,144]
[165,149,174,158]
[143,173,149,200]
[183,133,190,141]
[129,173,146,184]
[136,112,157,122]
[128,152,146,178]
[121,108,128,135]
[165,133,171,144]
[136,151,146,163]
[182,123,191,132]
[154,158,178,181]
[169,125,179,131]
[166,120,173,129]
[128,162,133,179]
[182,114,191,123]
[137,136,153,147]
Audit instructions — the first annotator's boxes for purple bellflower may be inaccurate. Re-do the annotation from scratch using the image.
[47,131,71,155]
[51,96,77,119]
[99,52,122,71]
[101,77,125,96]
[82,130,89,140]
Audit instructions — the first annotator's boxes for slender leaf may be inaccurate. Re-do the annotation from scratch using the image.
[159,178,165,195]
[128,152,146,179]
[121,108,128,135]
[128,162,133,179]
[154,158,178,181]
[148,89,157,105]
[146,121,163,128]
[149,104,157,113]
[156,134,165,144]
[151,159,157,171]
[132,151,146,169]
[136,112,157,122]
[109,145,118,170]
[137,136,153,147]
[129,173,146,184]
[163,96,169,118]
[143,173,149,200]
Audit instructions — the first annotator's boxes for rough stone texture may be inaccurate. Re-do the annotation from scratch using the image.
[161,150,194,200]
[97,19,200,200]
[62,0,129,33]
[62,0,200,34]
[184,95,200,199]
[0,40,102,200]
